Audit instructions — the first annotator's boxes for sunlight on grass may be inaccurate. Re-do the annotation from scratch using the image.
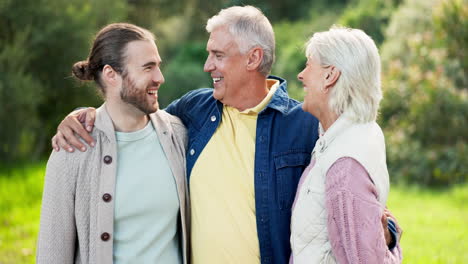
[387,185,468,264]
[0,163,45,264]
[0,163,467,263]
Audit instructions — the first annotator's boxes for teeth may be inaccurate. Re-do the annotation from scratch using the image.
[213,77,223,82]
[147,90,157,95]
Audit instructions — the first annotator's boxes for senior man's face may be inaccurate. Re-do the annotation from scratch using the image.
[204,26,249,104]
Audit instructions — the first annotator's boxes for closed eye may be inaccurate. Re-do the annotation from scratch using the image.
[211,50,224,59]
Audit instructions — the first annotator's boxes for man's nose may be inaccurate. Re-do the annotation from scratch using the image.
[154,68,165,85]
[204,56,214,72]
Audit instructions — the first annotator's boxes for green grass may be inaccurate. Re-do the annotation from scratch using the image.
[0,163,467,263]
[0,163,45,264]
[387,184,468,264]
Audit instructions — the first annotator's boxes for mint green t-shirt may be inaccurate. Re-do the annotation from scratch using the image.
[113,121,181,264]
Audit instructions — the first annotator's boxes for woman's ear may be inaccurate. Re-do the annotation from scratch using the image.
[246,47,263,72]
[324,66,340,89]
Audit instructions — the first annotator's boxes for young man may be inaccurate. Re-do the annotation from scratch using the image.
[37,23,189,264]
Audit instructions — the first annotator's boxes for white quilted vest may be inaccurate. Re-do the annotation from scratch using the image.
[290,114,390,264]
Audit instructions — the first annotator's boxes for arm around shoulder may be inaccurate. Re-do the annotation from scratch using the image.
[165,88,214,125]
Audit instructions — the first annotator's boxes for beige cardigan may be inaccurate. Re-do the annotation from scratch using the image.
[37,105,190,264]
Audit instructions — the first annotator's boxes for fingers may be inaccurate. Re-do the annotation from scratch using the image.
[84,107,96,132]
[58,115,93,152]
[75,121,95,148]
[381,213,387,224]
[383,208,396,223]
[384,209,401,235]
[381,214,392,246]
[384,208,403,243]
[51,135,59,152]
[381,213,389,231]
[55,130,75,153]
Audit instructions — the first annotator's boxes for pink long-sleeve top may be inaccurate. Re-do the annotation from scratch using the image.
[290,157,402,264]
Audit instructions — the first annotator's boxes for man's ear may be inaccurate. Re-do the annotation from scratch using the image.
[246,47,263,72]
[102,65,120,86]
[324,66,341,89]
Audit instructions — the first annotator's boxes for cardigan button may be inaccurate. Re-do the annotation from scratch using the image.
[189,149,195,156]
[101,232,111,241]
[102,193,112,202]
[103,155,112,164]
[210,115,217,122]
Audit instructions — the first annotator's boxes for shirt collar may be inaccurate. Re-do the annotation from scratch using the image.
[240,79,280,115]
[95,103,117,143]
[263,75,291,114]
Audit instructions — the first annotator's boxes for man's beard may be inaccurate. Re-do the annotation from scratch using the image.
[120,73,158,114]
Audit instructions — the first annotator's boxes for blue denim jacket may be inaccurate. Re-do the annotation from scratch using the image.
[166,76,320,264]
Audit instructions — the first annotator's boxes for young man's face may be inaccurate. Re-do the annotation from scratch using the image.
[120,40,164,114]
[203,26,249,105]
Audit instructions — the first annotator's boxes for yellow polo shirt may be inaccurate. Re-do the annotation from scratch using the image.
[190,80,279,264]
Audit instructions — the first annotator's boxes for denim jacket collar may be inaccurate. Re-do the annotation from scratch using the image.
[264,75,290,115]
[213,75,290,116]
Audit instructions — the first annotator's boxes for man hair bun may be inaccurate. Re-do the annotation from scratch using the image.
[72,60,94,81]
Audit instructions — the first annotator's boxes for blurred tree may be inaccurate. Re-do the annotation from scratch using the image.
[0,27,43,162]
[339,0,401,45]
[126,0,199,57]
[433,0,468,88]
[4,0,465,186]
[227,0,350,22]
[272,6,345,100]
[0,0,127,162]
[160,42,211,108]
[379,0,468,186]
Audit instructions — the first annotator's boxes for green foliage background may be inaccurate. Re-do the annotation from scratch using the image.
[0,0,467,261]
[1,0,466,186]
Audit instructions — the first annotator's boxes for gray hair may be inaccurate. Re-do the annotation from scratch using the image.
[206,5,275,76]
[306,26,382,122]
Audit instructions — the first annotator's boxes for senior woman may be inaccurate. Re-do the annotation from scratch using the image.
[289,26,402,263]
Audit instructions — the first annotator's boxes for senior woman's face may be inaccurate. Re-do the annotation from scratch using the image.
[298,56,328,116]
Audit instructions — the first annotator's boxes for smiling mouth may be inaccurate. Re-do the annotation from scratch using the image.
[147,90,158,96]
[213,77,223,83]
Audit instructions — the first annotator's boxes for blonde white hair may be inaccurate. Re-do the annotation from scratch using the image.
[306,26,382,122]
[206,5,275,76]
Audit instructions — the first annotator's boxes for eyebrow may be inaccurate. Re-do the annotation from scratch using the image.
[141,61,161,68]
[208,49,225,55]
